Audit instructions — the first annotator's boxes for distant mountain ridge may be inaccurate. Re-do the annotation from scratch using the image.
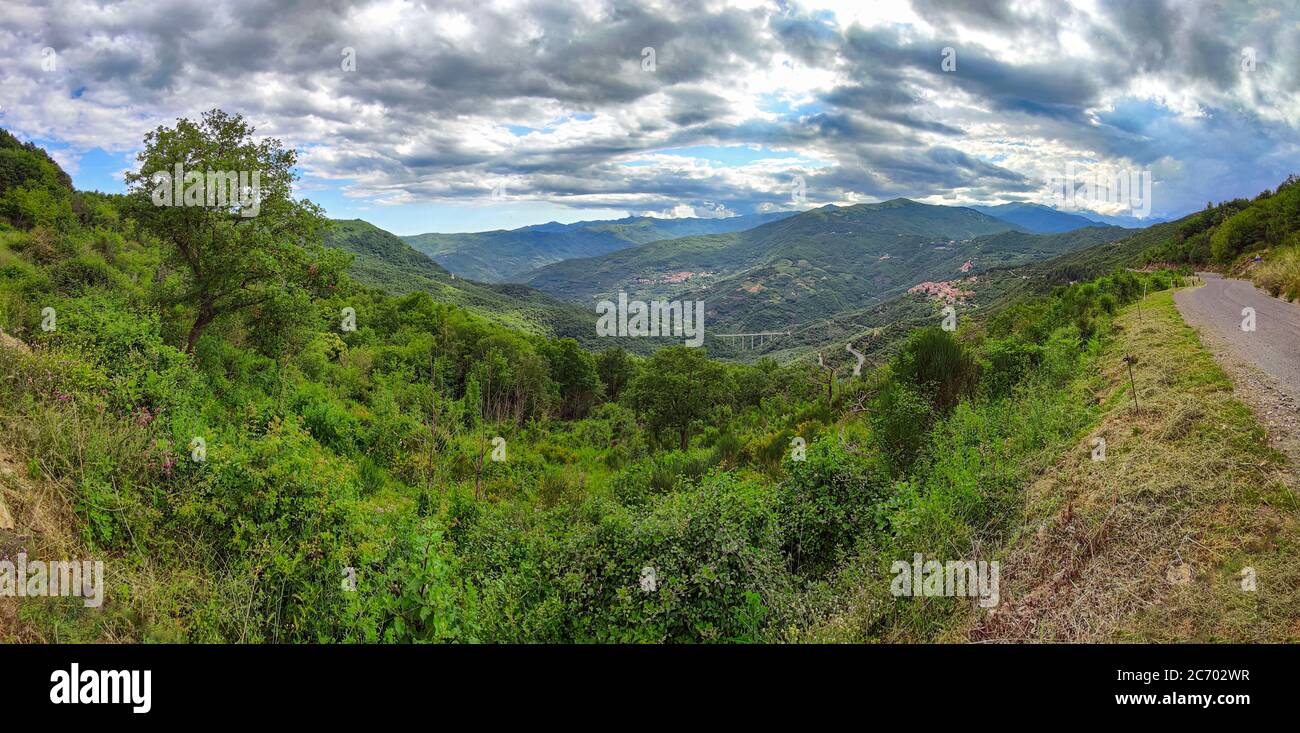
[969,202,1104,233]
[527,199,1015,294]
[324,199,1151,362]
[401,210,798,283]
[323,218,649,351]
[324,199,1140,363]
[970,201,1166,231]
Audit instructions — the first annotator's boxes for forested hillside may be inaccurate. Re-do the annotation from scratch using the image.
[739,225,1141,366]
[324,218,648,352]
[527,203,1128,360]
[525,198,1019,305]
[1142,175,1300,300]
[0,127,81,231]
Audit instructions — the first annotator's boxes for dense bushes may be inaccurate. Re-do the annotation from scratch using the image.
[979,337,1043,398]
[779,439,892,577]
[347,521,480,643]
[1253,241,1300,301]
[185,417,367,640]
[457,473,790,643]
[891,327,979,411]
[868,379,933,469]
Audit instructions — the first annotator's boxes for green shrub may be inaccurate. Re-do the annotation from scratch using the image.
[709,430,743,465]
[610,449,714,506]
[892,327,978,411]
[979,337,1043,398]
[1253,244,1300,301]
[474,474,792,642]
[180,417,367,641]
[868,379,933,470]
[537,466,581,507]
[778,437,892,576]
[346,520,480,643]
[294,383,362,454]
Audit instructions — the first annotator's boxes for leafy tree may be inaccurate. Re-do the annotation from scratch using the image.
[731,359,774,409]
[468,336,552,423]
[0,185,76,231]
[625,346,729,450]
[543,338,601,419]
[0,127,75,228]
[0,127,70,180]
[462,374,482,428]
[0,127,75,231]
[124,109,347,352]
[1209,207,1264,263]
[595,346,635,402]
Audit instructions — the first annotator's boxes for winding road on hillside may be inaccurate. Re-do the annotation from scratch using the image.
[1174,272,1300,401]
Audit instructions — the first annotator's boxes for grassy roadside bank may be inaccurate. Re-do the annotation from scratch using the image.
[810,288,1300,642]
[971,289,1299,642]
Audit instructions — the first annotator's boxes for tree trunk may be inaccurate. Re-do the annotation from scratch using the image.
[427,405,438,493]
[185,303,216,354]
[679,426,688,452]
[474,434,487,500]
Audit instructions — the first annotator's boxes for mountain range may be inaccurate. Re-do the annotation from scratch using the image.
[967,202,1107,233]
[330,198,1150,361]
[399,200,1158,287]
[969,201,1165,231]
[523,199,1130,337]
[401,211,796,283]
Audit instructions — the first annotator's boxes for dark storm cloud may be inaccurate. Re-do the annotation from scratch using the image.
[665,87,734,126]
[808,144,1031,198]
[910,0,1064,37]
[838,25,1104,123]
[821,82,965,136]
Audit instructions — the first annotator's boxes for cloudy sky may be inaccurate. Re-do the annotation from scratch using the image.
[1,0,1298,233]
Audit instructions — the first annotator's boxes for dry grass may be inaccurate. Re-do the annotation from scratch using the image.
[1251,245,1300,302]
[965,290,1300,642]
[0,343,188,643]
[0,443,88,641]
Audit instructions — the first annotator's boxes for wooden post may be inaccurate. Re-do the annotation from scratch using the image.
[1123,355,1139,414]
